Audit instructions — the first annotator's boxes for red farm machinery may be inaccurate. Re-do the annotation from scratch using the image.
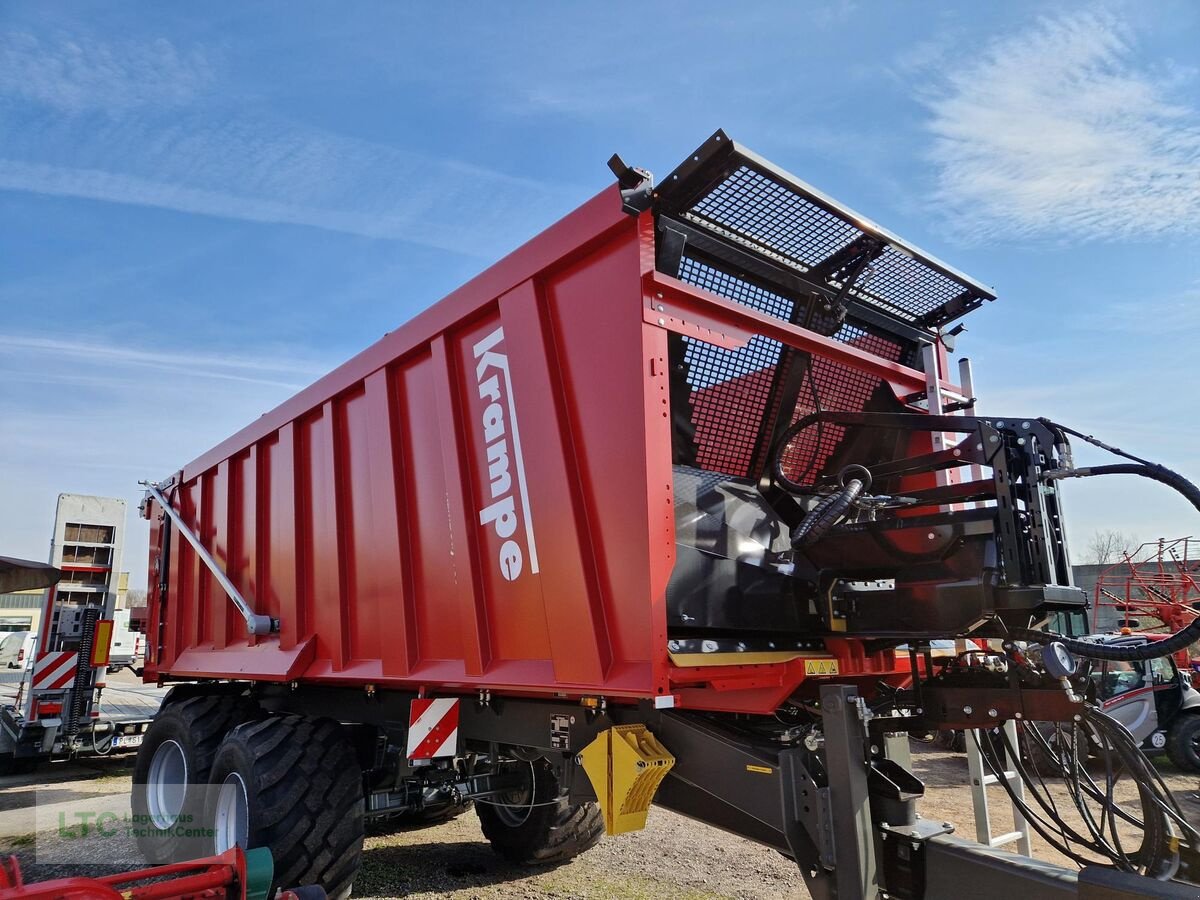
[0,847,319,900]
[1094,537,1200,672]
[129,131,1200,898]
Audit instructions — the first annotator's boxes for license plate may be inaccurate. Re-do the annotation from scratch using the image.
[112,734,143,748]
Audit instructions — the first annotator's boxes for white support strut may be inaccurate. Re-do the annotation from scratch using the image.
[141,481,276,636]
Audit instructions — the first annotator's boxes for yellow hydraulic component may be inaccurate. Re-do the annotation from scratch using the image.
[579,724,675,835]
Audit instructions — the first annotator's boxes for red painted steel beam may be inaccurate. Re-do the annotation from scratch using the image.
[642,269,962,397]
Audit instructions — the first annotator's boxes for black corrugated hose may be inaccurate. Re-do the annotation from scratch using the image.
[1012,419,1200,661]
[791,471,867,548]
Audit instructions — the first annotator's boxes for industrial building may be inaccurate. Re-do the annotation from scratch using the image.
[44,494,126,652]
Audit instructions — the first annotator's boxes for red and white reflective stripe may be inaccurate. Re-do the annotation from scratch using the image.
[406,697,460,760]
[1102,684,1171,708]
[33,651,79,690]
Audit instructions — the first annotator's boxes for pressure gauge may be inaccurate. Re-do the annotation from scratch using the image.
[1043,641,1077,679]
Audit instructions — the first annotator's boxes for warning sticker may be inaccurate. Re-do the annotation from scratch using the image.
[550,714,571,750]
[804,658,840,676]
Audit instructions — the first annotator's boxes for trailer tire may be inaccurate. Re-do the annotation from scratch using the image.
[0,753,37,776]
[1167,713,1200,772]
[937,729,966,753]
[206,715,364,899]
[475,760,603,866]
[132,692,259,864]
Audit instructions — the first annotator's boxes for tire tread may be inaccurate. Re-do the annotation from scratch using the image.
[212,715,363,897]
[1167,713,1200,772]
[132,691,258,863]
[475,762,603,866]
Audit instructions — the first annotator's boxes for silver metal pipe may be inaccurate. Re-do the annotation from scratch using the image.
[140,482,276,636]
[958,358,985,510]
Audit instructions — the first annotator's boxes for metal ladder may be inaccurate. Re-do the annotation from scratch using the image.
[944,354,1032,856]
[965,720,1032,854]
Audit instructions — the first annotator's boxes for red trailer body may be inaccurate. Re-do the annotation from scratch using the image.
[142,135,981,715]
[146,188,679,696]
[130,134,1134,898]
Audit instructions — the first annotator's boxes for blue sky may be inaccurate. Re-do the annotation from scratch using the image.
[2,2,1198,588]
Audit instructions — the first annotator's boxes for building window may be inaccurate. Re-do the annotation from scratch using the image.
[0,594,46,611]
[61,545,113,566]
[0,617,33,632]
[59,570,109,587]
[57,590,104,605]
[64,523,115,544]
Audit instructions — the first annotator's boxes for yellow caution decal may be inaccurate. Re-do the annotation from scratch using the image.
[579,725,675,836]
[745,764,773,775]
[804,658,839,676]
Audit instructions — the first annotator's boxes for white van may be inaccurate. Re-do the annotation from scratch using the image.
[0,631,36,669]
[107,609,143,673]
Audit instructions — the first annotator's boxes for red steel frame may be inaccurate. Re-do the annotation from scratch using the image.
[144,185,957,715]
[0,847,263,900]
[1093,537,1200,681]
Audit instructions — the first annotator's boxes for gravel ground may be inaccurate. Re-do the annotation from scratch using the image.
[3,744,1199,898]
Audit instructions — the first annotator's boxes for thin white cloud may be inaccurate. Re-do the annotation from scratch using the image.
[1081,281,1200,335]
[0,334,329,390]
[0,31,581,255]
[0,379,298,579]
[921,12,1200,241]
[0,31,214,112]
[0,154,563,254]
[0,332,334,576]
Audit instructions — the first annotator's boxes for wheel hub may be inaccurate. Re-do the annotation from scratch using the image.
[213,772,250,852]
[146,739,188,830]
[492,761,536,827]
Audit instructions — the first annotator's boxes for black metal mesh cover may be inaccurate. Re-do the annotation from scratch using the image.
[677,258,904,480]
[683,166,971,325]
[655,132,995,329]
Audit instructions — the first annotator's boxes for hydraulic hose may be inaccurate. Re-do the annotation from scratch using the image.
[773,408,1200,659]
[791,477,865,548]
[1016,458,1200,660]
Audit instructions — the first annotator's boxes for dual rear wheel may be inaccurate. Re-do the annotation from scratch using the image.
[206,715,364,898]
[133,695,361,897]
[133,692,602,896]
[132,691,260,863]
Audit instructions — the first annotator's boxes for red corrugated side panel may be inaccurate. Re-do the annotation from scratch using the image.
[143,184,949,713]
[144,186,677,701]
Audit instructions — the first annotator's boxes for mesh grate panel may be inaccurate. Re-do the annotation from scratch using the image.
[679,163,987,325]
[688,166,860,268]
[678,256,793,320]
[851,245,968,323]
[832,321,904,364]
[778,321,902,485]
[676,258,904,479]
[678,257,792,476]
